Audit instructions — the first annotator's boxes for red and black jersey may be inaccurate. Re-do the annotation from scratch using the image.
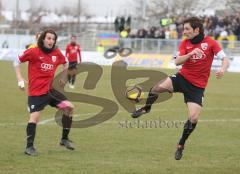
[65,43,81,63]
[18,47,66,96]
[178,36,222,88]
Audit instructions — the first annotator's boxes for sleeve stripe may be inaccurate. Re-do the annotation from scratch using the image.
[216,50,226,60]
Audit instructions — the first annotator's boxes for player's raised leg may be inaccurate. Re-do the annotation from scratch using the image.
[131,77,173,118]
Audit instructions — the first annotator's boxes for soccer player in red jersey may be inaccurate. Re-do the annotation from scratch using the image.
[131,17,230,160]
[14,29,75,156]
[65,35,82,89]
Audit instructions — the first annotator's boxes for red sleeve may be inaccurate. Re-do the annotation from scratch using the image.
[212,39,222,55]
[18,48,35,63]
[57,48,67,65]
[178,40,187,56]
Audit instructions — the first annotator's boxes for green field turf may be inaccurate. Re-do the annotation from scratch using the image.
[0,60,240,174]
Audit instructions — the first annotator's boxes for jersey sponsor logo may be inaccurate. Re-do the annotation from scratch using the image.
[191,53,206,60]
[191,53,206,62]
[70,50,77,53]
[52,56,57,62]
[41,63,54,71]
[190,48,207,62]
[201,43,208,50]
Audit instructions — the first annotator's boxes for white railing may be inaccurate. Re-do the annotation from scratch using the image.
[0,33,240,56]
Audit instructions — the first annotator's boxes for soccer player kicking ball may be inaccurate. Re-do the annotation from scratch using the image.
[14,29,75,156]
[131,17,230,160]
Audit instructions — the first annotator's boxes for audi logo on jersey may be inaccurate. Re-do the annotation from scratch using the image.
[70,50,77,53]
[190,52,207,62]
[41,63,54,71]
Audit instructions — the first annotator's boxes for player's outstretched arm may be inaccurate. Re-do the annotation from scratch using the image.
[215,57,230,79]
[13,59,26,91]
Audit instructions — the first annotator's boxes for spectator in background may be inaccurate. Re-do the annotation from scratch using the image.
[233,24,240,40]
[128,29,137,49]
[136,28,147,50]
[119,16,125,32]
[2,40,9,48]
[177,24,184,39]
[147,27,156,49]
[97,43,105,53]
[119,27,129,48]
[126,16,131,28]
[220,29,229,51]
[114,17,120,33]
[118,13,240,55]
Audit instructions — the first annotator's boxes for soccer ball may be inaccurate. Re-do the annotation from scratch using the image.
[125,85,144,103]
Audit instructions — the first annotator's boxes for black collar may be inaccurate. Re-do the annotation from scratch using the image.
[41,46,55,54]
[190,33,205,44]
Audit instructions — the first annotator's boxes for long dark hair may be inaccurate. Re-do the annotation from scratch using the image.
[183,17,204,34]
[37,29,58,53]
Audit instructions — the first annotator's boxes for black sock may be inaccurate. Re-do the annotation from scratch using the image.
[62,115,72,140]
[68,74,71,83]
[178,120,197,146]
[26,122,36,148]
[71,75,76,85]
[144,88,159,111]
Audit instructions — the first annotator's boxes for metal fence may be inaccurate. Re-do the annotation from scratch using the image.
[1,31,240,57]
[117,38,240,56]
[58,32,240,56]
[59,34,240,56]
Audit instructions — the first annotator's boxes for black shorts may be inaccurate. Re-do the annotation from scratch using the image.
[68,61,78,70]
[170,73,205,106]
[28,89,67,113]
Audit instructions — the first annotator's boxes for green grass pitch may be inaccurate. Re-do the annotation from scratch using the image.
[0,60,240,174]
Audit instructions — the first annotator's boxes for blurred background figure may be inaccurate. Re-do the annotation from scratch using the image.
[65,35,82,89]
[97,43,105,53]
[25,32,41,49]
[2,40,9,48]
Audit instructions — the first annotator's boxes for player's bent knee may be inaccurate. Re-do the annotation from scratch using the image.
[57,100,74,109]
[189,113,199,123]
[152,78,173,93]
[151,85,159,93]
[57,100,74,115]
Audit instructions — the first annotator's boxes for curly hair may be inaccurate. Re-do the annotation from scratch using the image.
[37,29,58,52]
